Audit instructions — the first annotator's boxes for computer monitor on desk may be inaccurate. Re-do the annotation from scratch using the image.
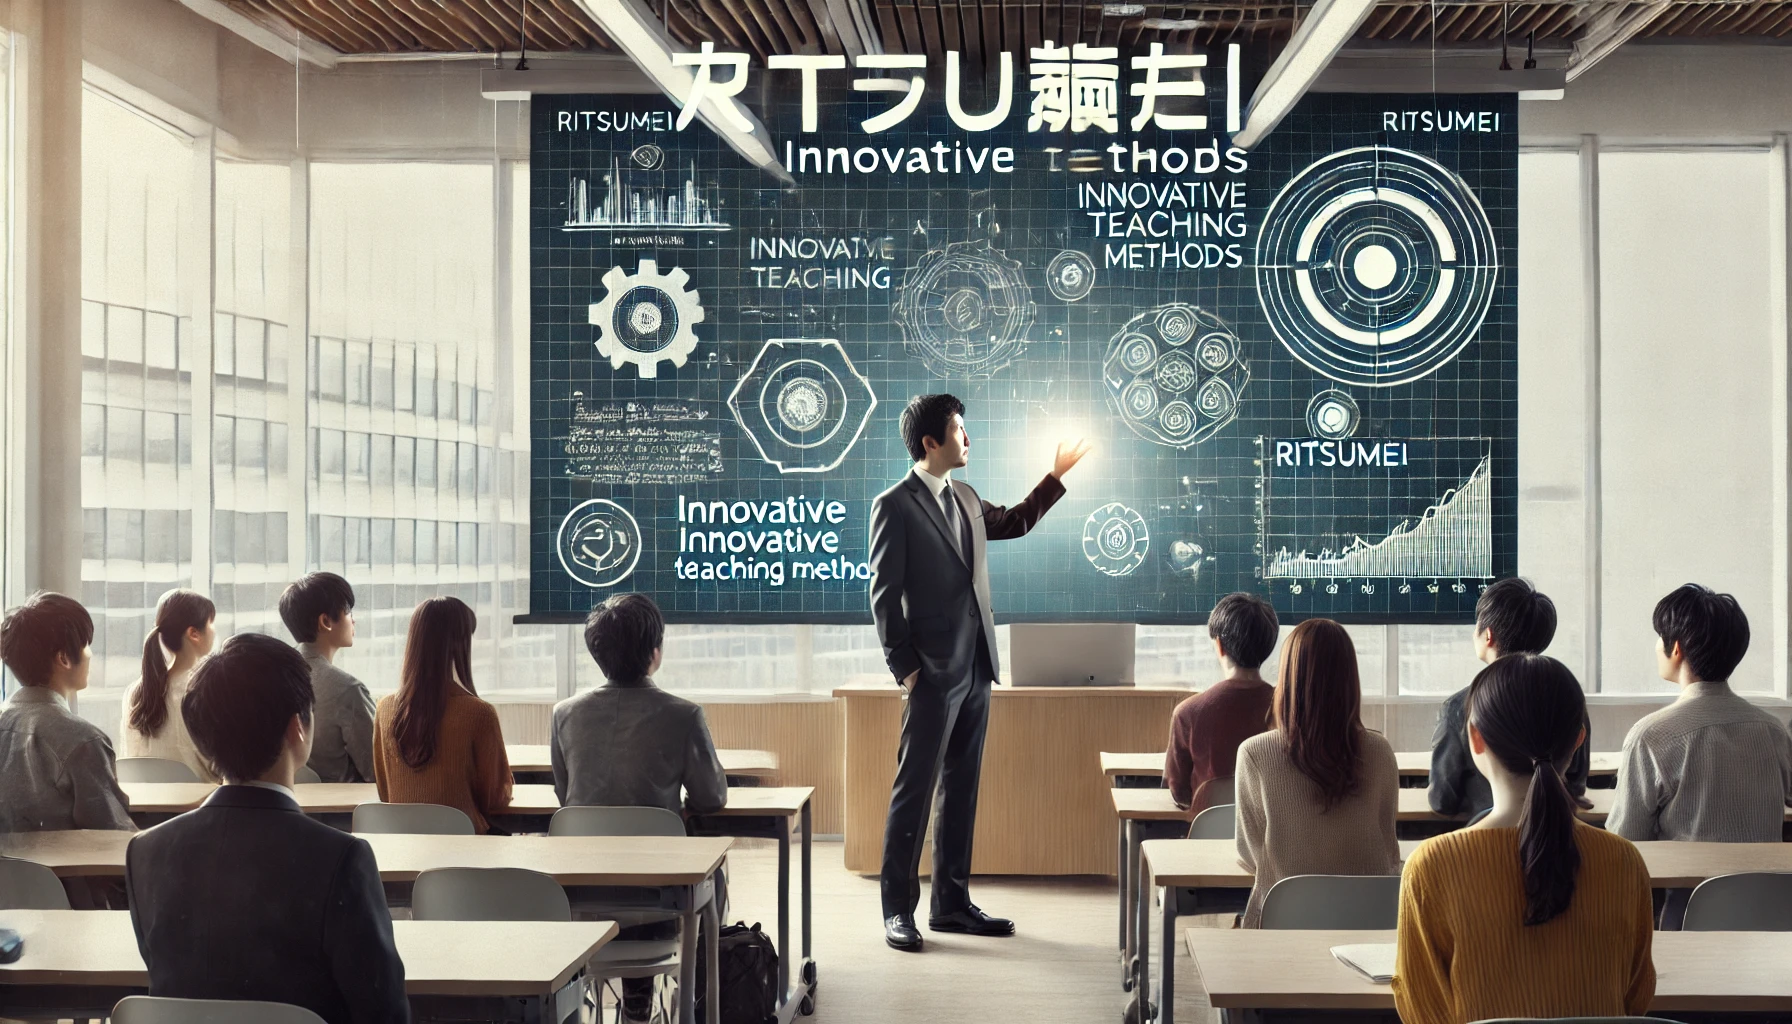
[1008,623,1135,686]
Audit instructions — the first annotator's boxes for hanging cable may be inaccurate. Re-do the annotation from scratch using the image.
[516,0,530,71]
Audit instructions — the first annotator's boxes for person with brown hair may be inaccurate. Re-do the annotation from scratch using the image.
[121,588,218,781]
[1394,654,1654,1023]
[1234,618,1399,927]
[372,597,512,833]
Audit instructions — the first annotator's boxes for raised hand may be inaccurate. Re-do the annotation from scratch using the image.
[1052,438,1094,479]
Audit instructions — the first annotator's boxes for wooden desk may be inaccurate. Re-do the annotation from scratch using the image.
[506,746,779,782]
[1186,928,1792,1013]
[0,910,615,1019]
[1110,785,1629,825]
[1099,749,1622,780]
[837,682,1189,875]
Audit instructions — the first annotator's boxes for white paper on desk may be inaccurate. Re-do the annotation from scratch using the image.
[1330,943,1396,984]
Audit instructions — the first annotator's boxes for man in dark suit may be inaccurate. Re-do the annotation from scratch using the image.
[125,633,408,1024]
[870,393,1090,951]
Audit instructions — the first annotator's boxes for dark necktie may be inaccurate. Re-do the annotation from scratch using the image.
[942,485,972,567]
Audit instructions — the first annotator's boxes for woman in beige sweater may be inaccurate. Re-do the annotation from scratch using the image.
[1235,617,1400,927]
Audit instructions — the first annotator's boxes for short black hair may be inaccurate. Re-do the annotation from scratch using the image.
[585,594,666,682]
[183,633,315,783]
[0,592,94,687]
[899,394,965,462]
[1207,592,1279,669]
[1654,583,1750,682]
[278,572,355,643]
[1475,577,1557,656]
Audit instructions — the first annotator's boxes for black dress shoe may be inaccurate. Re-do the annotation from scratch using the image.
[928,904,1015,936]
[885,914,924,951]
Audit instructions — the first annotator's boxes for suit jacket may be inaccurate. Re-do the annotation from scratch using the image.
[550,677,728,816]
[125,785,409,1024]
[1428,685,1590,818]
[869,469,1065,685]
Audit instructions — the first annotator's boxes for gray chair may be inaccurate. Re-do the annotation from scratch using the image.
[350,802,475,836]
[0,857,71,910]
[1683,871,1792,931]
[550,806,712,925]
[112,996,328,1024]
[1190,776,1235,815]
[1186,803,1235,840]
[116,757,202,783]
[1473,1018,1680,1024]
[1259,874,1402,930]
[294,765,322,785]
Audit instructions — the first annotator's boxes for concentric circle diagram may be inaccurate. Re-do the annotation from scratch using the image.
[1306,389,1361,439]
[1103,305,1250,448]
[893,240,1036,379]
[1046,250,1096,302]
[1084,502,1149,577]
[587,259,705,378]
[1256,146,1498,388]
[556,498,643,588]
[728,339,878,474]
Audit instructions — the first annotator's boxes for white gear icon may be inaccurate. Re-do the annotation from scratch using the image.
[586,259,704,378]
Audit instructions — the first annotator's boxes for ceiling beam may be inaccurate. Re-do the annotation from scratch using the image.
[568,0,794,182]
[1232,0,1377,149]
[177,0,343,67]
[1564,0,1673,83]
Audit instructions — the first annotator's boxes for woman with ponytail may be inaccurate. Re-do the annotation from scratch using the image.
[121,589,218,781]
[1394,654,1655,1024]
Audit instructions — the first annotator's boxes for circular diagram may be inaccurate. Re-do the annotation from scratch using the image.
[630,143,665,170]
[1306,389,1361,439]
[1103,306,1250,448]
[556,499,643,588]
[892,240,1036,379]
[1083,503,1149,577]
[1046,250,1096,302]
[1256,146,1498,388]
[728,339,878,474]
[587,259,705,379]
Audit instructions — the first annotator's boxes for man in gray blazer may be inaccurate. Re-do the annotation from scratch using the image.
[870,393,1089,951]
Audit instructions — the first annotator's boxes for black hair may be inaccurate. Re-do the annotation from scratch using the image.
[1653,583,1750,682]
[1475,577,1557,656]
[278,572,355,644]
[0,592,94,687]
[1466,653,1587,926]
[131,589,217,738]
[585,593,666,683]
[899,394,966,463]
[1207,592,1279,670]
[183,633,315,783]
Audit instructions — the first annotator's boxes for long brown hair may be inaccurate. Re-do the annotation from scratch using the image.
[390,597,478,769]
[1273,618,1363,811]
[131,589,216,738]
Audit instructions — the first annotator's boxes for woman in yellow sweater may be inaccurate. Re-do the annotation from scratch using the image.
[373,597,512,833]
[1393,654,1654,1024]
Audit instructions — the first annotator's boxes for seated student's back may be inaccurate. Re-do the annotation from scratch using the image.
[1164,593,1277,810]
[126,633,407,1024]
[1395,655,1653,1024]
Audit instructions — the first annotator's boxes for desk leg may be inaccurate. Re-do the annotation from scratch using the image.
[1134,847,1150,1017]
[778,812,791,1005]
[678,886,698,1024]
[704,891,721,1024]
[1117,817,1127,950]
[1156,888,1177,1024]
[1121,819,1139,990]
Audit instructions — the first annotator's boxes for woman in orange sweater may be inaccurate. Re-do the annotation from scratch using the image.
[1393,654,1654,1024]
[373,597,512,833]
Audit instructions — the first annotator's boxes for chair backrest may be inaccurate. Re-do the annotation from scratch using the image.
[0,857,70,910]
[412,867,572,922]
[116,757,201,784]
[1683,872,1792,931]
[549,805,686,837]
[1472,1018,1678,1024]
[1260,874,1402,930]
[1190,776,1236,815]
[112,996,329,1024]
[1186,803,1236,840]
[294,765,322,785]
[350,802,475,836]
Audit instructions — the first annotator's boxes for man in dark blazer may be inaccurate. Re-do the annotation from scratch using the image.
[870,393,1089,951]
[125,633,408,1024]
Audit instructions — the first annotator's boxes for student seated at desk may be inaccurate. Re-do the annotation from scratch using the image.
[279,572,377,783]
[1607,584,1792,844]
[1395,654,1654,1024]
[1428,577,1590,820]
[373,597,512,834]
[121,588,218,782]
[1235,618,1398,928]
[0,591,134,832]
[1164,592,1277,812]
[126,633,408,1024]
[552,593,726,1024]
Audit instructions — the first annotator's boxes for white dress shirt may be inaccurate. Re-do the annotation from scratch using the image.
[913,464,955,520]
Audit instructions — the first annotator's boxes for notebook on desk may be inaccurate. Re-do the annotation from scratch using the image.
[1331,943,1396,984]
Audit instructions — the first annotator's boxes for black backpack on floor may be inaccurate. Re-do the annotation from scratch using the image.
[693,921,780,1024]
